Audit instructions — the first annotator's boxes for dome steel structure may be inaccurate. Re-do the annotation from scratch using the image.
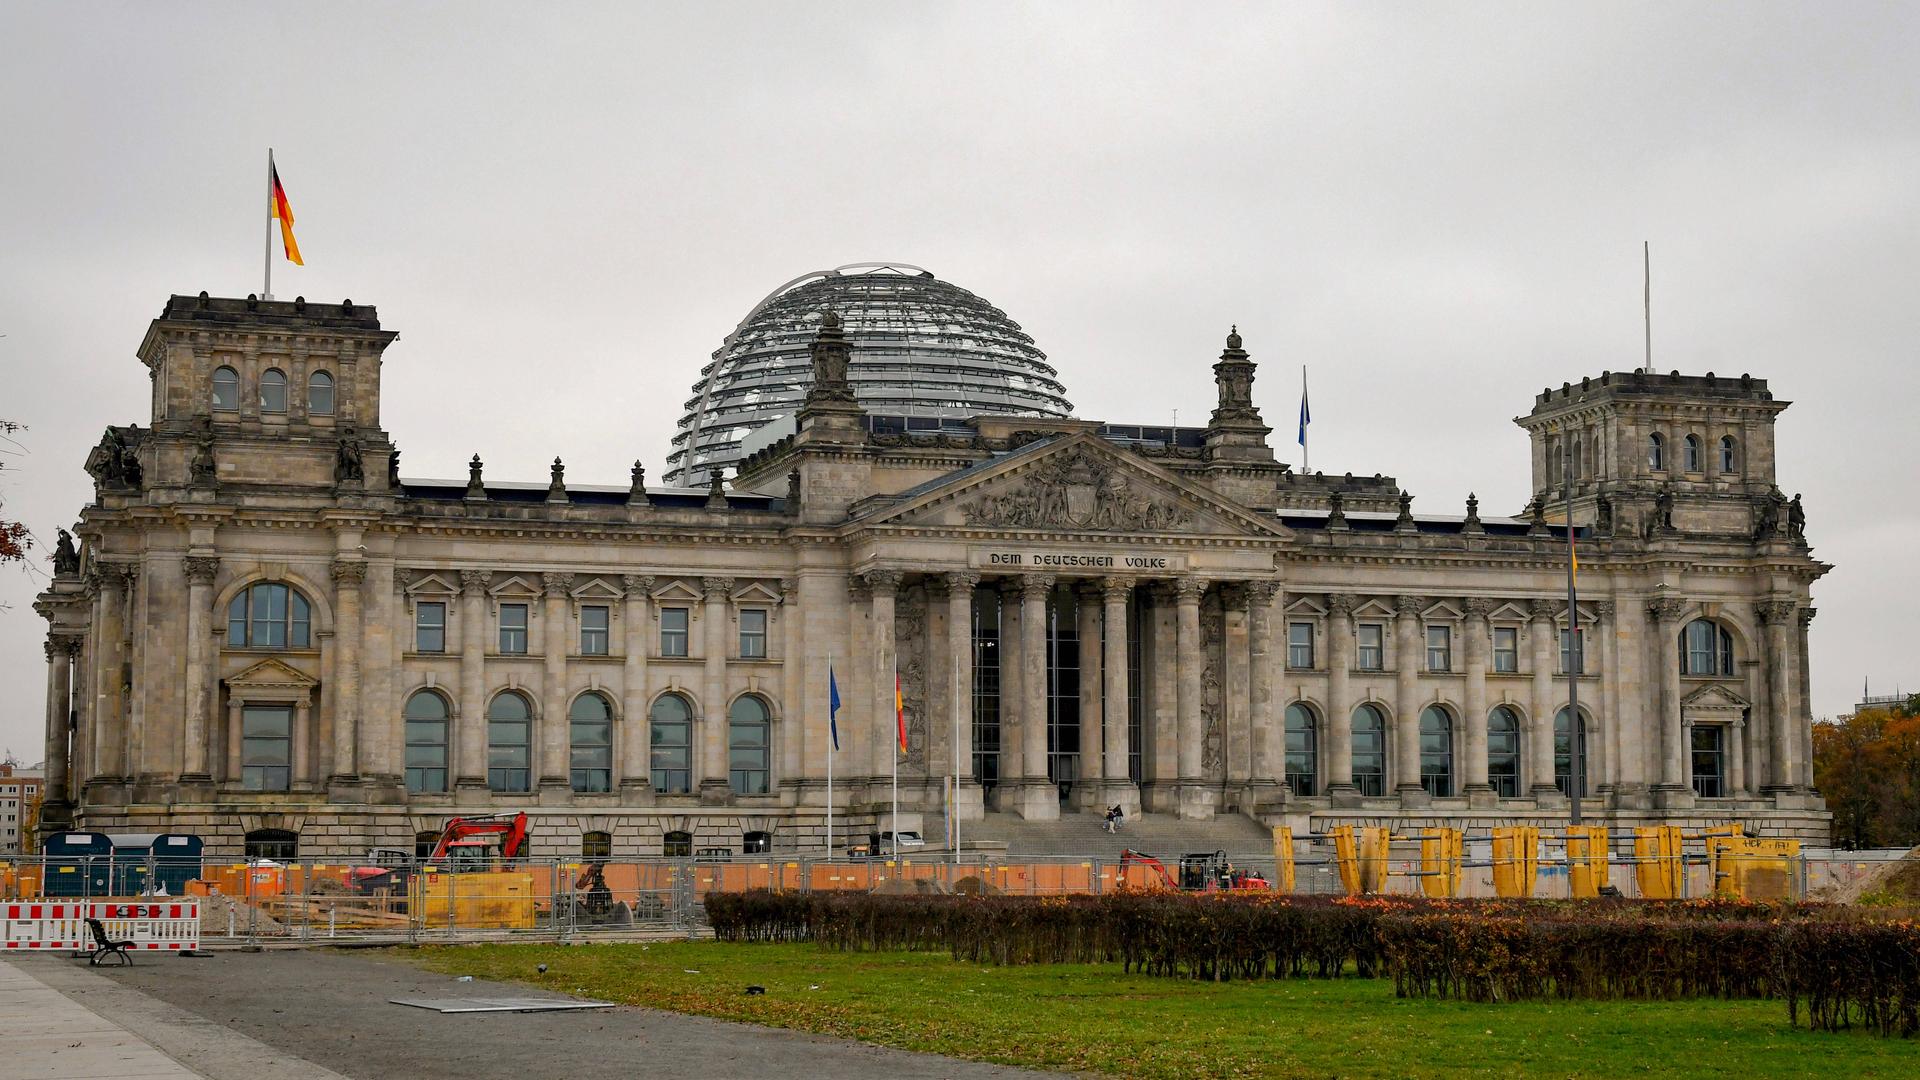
[665,263,1073,484]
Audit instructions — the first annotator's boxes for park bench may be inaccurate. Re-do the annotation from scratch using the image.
[85,918,135,966]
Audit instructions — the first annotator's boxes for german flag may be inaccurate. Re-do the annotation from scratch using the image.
[896,672,907,753]
[269,155,303,266]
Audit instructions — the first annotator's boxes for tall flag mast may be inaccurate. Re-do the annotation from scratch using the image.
[1298,366,1311,472]
[265,149,303,300]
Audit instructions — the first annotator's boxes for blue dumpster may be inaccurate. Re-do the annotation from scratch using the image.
[42,831,113,897]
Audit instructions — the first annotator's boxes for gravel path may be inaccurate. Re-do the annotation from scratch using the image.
[102,949,1060,1079]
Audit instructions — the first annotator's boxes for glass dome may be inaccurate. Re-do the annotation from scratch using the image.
[665,263,1073,484]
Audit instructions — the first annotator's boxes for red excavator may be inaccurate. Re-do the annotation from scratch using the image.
[349,813,530,895]
[1119,848,1270,892]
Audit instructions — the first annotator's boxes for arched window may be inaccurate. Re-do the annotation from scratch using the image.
[570,692,613,793]
[650,693,693,794]
[1419,705,1453,797]
[1647,432,1664,471]
[212,365,240,411]
[1683,433,1702,472]
[226,582,312,649]
[1487,706,1522,798]
[413,830,440,860]
[662,830,693,858]
[260,368,288,413]
[743,830,772,855]
[403,690,450,793]
[244,829,298,861]
[582,831,613,858]
[1568,438,1581,480]
[1681,619,1735,676]
[1718,435,1736,473]
[1284,703,1317,796]
[1351,704,1387,797]
[308,370,335,415]
[486,692,533,792]
[1555,708,1589,798]
[728,695,771,795]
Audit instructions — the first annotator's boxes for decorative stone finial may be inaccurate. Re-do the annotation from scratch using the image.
[786,467,801,510]
[1226,325,1242,351]
[627,460,649,507]
[546,457,568,503]
[1463,492,1484,534]
[465,454,486,500]
[804,307,856,406]
[1326,489,1348,530]
[705,468,728,510]
[1395,490,1415,532]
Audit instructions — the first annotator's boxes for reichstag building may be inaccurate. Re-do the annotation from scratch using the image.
[35,266,1831,857]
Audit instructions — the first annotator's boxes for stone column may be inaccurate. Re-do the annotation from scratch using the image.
[1100,576,1137,814]
[948,572,980,791]
[42,637,75,819]
[540,572,575,793]
[995,578,1021,797]
[1075,582,1104,809]
[1648,596,1690,804]
[620,575,654,794]
[95,567,132,783]
[1590,600,1615,795]
[225,698,244,783]
[777,578,800,800]
[699,575,735,800]
[1394,595,1426,803]
[181,556,219,782]
[1144,583,1179,811]
[1760,599,1798,792]
[1254,582,1283,799]
[360,560,397,791]
[1014,573,1057,819]
[1222,586,1252,794]
[1462,597,1493,805]
[1527,599,1560,801]
[1174,577,1210,819]
[1325,593,1357,803]
[1796,608,1816,790]
[846,574,872,788]
[329,558,367,785]
[866,570,902,795]
[456,569,490,791]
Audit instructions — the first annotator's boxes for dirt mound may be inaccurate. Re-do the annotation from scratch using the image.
[950,875,1002,896]
[195,891,288,936]
[1828,848,1920,905]
[872,877,952,896]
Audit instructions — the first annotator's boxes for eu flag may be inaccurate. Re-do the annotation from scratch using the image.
[828,664,842,751]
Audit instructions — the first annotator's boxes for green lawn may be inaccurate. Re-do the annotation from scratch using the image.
[412,941,1914,1079]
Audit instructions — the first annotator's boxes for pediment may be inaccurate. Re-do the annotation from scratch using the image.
[1682,683,1750,711]
[403,571,457,597]
[1350,598,1397,620]
[489,574,540,599]
[731,581,783,604]
[860,433,1286,539]
[651,580,701,603]
[1422,600,1464,622]
[1285,596,1328,617]
[226,657,318,691]
[1487,602,1532,623]
[570,577,623,601]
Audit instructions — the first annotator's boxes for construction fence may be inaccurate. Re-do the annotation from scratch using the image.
[0,830,1883,945]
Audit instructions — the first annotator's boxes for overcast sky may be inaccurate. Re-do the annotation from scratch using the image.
[2,2,1915,762]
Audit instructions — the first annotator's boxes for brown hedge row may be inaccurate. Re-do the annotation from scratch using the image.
[703,891,1920,1035]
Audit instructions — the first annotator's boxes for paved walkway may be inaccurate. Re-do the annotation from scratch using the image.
[1,957,197,1078]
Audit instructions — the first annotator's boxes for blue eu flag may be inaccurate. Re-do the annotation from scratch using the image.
[828,664,842,751]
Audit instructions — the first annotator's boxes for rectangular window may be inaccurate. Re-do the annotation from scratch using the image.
[1560,628,1584,674]
[1287,621,1315,669]
[240,705,292,792]
[1492,627,1519,673]
[498,603,528,655]
[1691,724,1725,798]
[415,602,446,653]
[1356,623,1384,671]
[660,607,689,657]
[1426,625,1452,672]
[580,605,610,656]
[739,608,768,658]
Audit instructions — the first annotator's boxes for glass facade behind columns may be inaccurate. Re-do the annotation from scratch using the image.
[667,265,1073,484]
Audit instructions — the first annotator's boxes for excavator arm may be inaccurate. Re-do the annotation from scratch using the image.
[1118,848,1178,890]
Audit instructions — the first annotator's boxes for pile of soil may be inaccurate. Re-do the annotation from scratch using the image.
[1828,847,1920,904]
[195,891,288,936]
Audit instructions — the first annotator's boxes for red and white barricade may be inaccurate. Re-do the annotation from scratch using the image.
[3,902,89,950]
[2,900,199,953]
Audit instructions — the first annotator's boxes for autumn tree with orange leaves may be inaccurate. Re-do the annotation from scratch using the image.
[1813,694,1920,849]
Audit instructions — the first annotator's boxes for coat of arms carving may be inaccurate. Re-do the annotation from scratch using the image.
[961,446,1196,532]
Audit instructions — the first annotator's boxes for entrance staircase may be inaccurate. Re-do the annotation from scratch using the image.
[968,809,1278,866]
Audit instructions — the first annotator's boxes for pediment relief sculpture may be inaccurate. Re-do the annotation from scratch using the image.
[959,446,1197,532]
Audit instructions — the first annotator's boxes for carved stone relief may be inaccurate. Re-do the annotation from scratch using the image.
[896,585,929,771]
[961,446,1197,532]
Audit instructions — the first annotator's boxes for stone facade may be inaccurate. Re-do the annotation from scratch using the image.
[34,294,1832,857]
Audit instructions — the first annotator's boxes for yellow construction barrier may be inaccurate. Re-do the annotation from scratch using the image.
[1331,826,1390,895]
[1634,826,1685,899]
[1270,827,1296,894]
[1419,828,1462,898]
[1564,826,1610,898]
[410,871,537,929]
[1490,826,1539,898]
[1709,836,1801,901]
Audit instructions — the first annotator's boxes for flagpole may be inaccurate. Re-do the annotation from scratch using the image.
[826,651,834,857]
[891,680,900,855]
[263,149,274,301]
[1643,241,1652,372]
[1299,365,1310,472]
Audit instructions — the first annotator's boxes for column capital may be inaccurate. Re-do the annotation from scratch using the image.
[1647,596,1685,622]
[45,634,83,661]
[1101,576,1135,604]
[544,571,576,598]
[330,559,368,586]
[700,575,735,601]
[1395,594,1424,618]
[1757,598,1798,624]
[862,568,903,594]
[1074,580,1105,603]
[1244,580,1277,605]
[183,555,220,586]
[1221,582,1251,611]
[459,569,492,596]
[1589,599,1615,621]
[1173,576,1206,603]
[1020,574,1056,601]
[946,570,982,592]
[1462,596,1493,619]
[1797,606,1817,629]
[622,573,656,597]
[1326,591,1355,617]
[779,578,799,603]
[1528,597,1558,622]
[848,573,872,601]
